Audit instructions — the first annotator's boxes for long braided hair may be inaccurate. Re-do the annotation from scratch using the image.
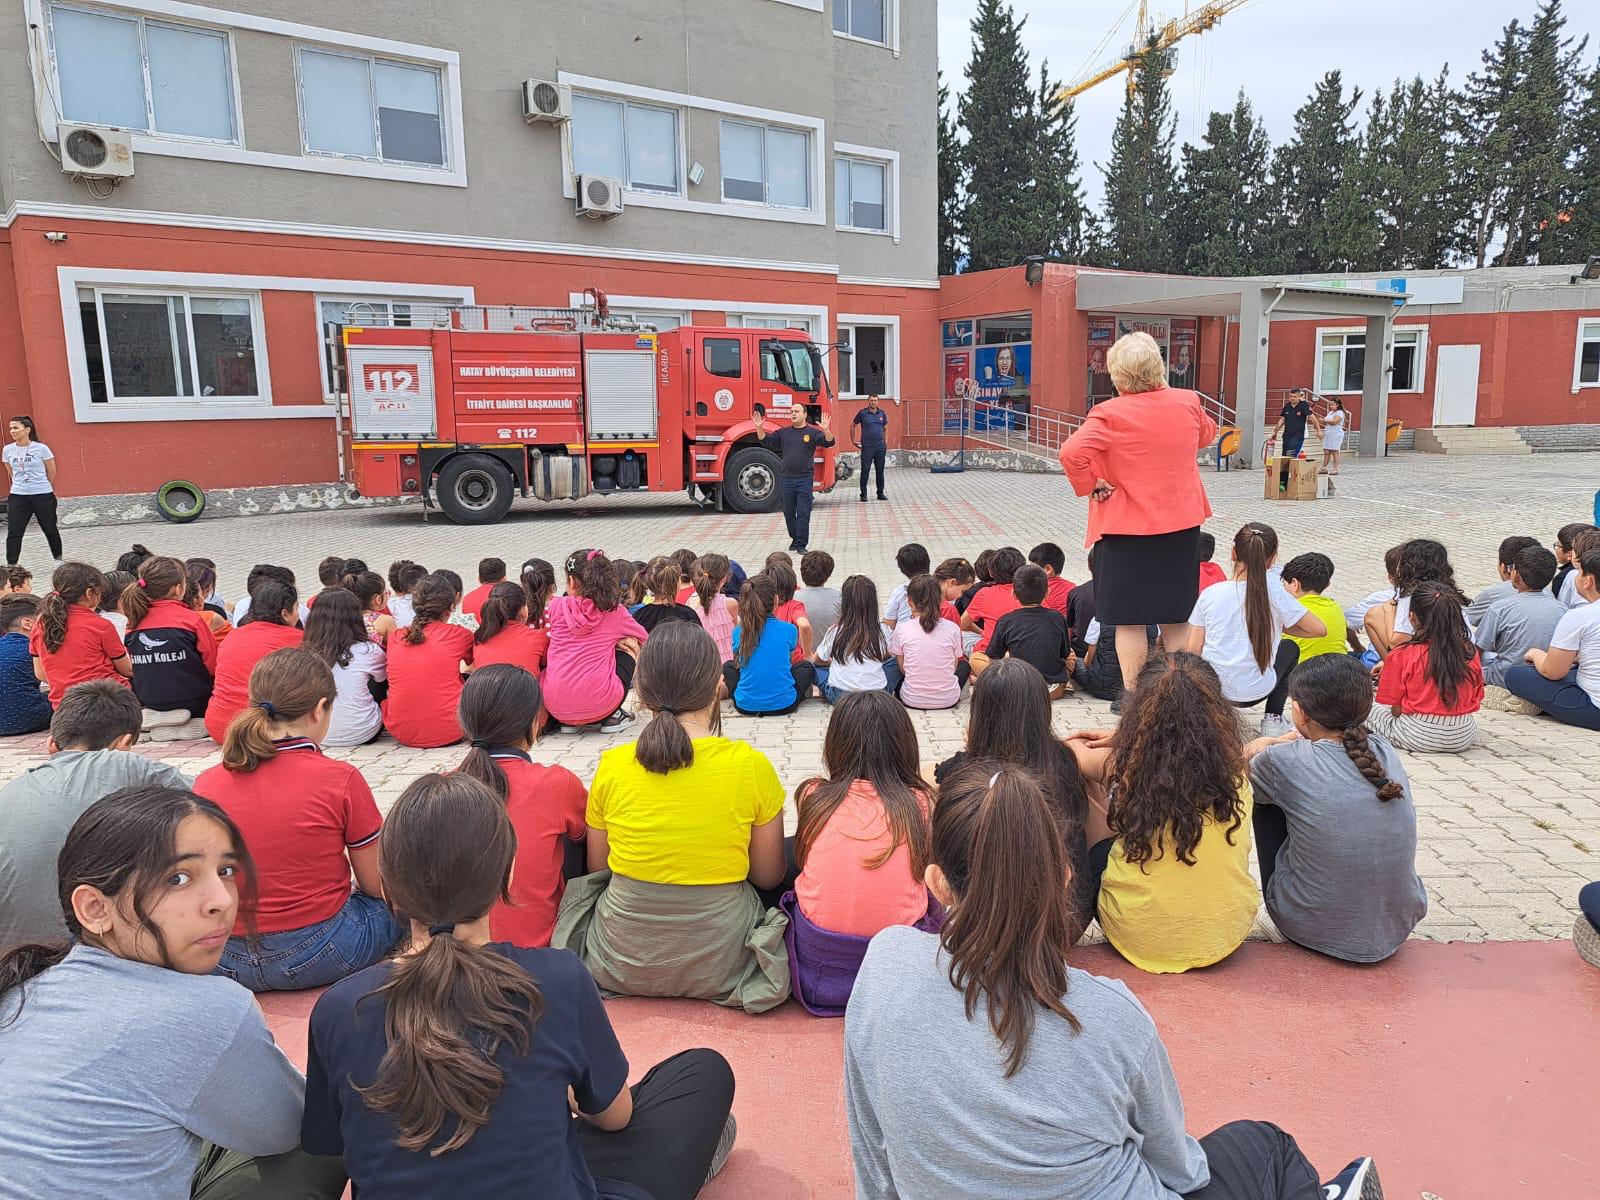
[1286,655,1403,801]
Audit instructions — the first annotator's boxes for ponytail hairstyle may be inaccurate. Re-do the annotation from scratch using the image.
[634,622,722,773]
[830,574,888,663]
[1407,580,1473,708]
[907,573,943,634]
[1,786,256,1023]
[564,549,621,612]
[246,578,298,627]
[1394,538,1461,601]
[764,561,798,605]
[670,547,699,581]
[455,664,542,799]
[645,557,681,604]
[38,562,108,654]
[184,559,217,607]
[474,582,529,646]
[10,414,38,442]
[1286,655,1403,801]
[1232,521,1279,673]
[794,691,928,874]
[404,574,457,646]
[114,544,154,576]
[734,573,778,667]
[120,556,188,630]
[302,585,368,670]
[220,647,335,772]
[692,552,731,613]
[355,772,543,1154]
[101,571,134,615]
[617,560,644,608]
[933,762,1080,1077]
[519,558,556,628]
[341,570,387,614]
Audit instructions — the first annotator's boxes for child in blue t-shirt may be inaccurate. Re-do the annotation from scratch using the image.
[0,594,52,735]
[723,575,816,715]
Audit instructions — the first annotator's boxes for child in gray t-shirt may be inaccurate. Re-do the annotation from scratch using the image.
[1246,654,1427,963]
[1472,544,1566,688]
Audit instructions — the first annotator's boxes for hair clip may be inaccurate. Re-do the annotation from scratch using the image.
[586,549,603,561]
[988,771,1001,789]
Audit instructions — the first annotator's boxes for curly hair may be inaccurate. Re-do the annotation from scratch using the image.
[1394,538,1461,601]
[1109,652,1246,867]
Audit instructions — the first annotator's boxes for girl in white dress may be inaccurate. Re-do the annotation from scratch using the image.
[1320,398,1347,475]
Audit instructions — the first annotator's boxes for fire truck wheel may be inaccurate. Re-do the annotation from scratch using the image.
[722,446,782,513]
[435,454,515,525]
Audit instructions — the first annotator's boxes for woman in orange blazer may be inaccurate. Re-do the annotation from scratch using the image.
[1059,332,1217,700]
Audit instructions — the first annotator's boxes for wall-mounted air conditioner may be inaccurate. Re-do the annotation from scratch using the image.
[522,79,571,123]
[57,123,135,179]
[576,174,624,219]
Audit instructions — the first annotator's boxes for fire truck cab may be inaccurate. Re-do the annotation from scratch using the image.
[335,305,849,525]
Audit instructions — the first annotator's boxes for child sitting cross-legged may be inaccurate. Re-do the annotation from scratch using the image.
[724,573,816,716]
[1280,552,1348,665]
[0,594,52,735]
[1506,545,1600,730]
[544,549,649,733]
[382,573,476,748]
[1474,544,1564,705]
[971,563,1075,699]
[888,573,968,710]
[473,581,548,676]
[120,555,219,728]
[1370,581,1484,753]
[815,575,901,704]
[881,543,930,629]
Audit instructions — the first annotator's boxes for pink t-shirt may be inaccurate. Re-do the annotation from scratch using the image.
[691,593,737,663]
[888,617,964,709]
[542,595,648,725]
[796,780,930,937]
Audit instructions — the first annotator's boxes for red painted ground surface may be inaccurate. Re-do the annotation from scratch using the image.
[262,940,1600,1199]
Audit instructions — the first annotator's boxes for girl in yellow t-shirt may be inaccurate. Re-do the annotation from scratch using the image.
[1067,652,1259,974]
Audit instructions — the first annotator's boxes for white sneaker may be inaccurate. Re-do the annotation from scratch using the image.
[141,707,191,728]
[598,709,635,733]
[704,1113,737,1184]
[1481,685,1540,715]
[1258,712,1293,738]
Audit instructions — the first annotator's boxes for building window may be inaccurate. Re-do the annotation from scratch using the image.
[832,0,887,44]
[1577,319,1600,388]
[732,314,821,338]
[720,120,811,209]
[704,337,742,378]
[297,47,445,167]
[571,95,680,193]
[78,286,264,404]
[1317,329,1424,394]
[48,3,237,142]
[316,298,453,398]
[835,156,888,232]
[839,325,888,395]
[611,309,687,331]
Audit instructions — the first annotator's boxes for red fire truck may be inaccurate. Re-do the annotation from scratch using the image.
[333,303,848,525]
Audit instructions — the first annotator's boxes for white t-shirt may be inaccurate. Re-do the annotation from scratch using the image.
[231,595,311,627]
[888,617,963,709]
[1393,593,1471,637]
[3,442,54,495]
[323,640,387,747]
[883,582,912,627]
[1558,569,1584,609]
[389,594,415,628]
[817,625,890,693]
[1550,599,1600,705]
[1189,577,1308,701]
[1345,586,1395,628]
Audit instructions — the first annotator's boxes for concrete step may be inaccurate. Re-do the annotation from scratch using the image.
[1412,426,1532,455]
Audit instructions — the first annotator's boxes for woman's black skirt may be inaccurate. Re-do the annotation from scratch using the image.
[1093,526,1202,626]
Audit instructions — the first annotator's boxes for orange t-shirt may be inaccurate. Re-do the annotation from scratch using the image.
[795,780,930,937]
[775,597,809,663]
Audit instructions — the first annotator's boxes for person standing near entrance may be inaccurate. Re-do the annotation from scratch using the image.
[4,417,63,568]
[853,395,889,502]
[753,404,834,552]
[1271,388,1322,460]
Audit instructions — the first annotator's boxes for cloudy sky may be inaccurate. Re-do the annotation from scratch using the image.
[937,0,1600,208]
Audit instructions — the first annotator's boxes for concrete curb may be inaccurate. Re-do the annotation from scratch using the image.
[55,484,415,528]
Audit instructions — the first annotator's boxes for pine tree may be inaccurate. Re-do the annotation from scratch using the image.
[1098,43,1179,272]
[1358,73,1463,269]
[1172,91,1275,275]
[1457,19,1525,266]
[937,75,964,275]
[1499,0,1587,263]
[958,0,1038,271]
[1545,58,1600,264]
[1023,62,1087,263]
[1272,71,1367,272]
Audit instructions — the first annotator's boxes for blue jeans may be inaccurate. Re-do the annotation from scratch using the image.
[1504,663,1600,730]
[218,891,403,992]
[780,475,814,548]
[817,659,902,704]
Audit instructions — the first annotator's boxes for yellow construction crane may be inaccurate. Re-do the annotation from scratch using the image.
[1056,0,1254,102]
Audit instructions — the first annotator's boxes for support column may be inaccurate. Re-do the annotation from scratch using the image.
[1359,311,1394,458]
[1233,290,1271,467]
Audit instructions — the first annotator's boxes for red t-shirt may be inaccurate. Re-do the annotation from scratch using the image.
[204,621,304,742]
[195,739,382,934]
[675,584,695,605]
[1043,575,1075,614]
[474,622,549,677]
[1375,643,1485,716]
[382,622,476,747]
[965,584,1023,654]
[939,600,962,625]
[775,598,808,663]
[487,754,588,947]
[1199,561,1228,591]
[29,605,129,706]
[462,582,497,620]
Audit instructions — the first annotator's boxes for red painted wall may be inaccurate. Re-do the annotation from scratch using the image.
[0,233,34,424]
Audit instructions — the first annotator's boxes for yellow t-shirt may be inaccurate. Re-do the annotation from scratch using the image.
[1097,778,1259,974]
[587,736,785,885]
[1286,593,1347,662]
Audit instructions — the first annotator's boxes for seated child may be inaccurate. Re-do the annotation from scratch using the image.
[888,574,967,710]
[1366,538,1461,658]
[473,581,547,675]
[185,561,231,645]
[797,550,843,645]
[882,543,930,629]
[959,546,1026,655]
[382,573,476,748]
[0,595,52,735]
[955,548,994,614]
[544,550,648,733]
[456,665,586,947]
[1473,544,1564,691]
[689,552,740,664]
[1280,552,1348,664]
[1247,655,1427,963]
[1467,535,1541,625]
[204,578,302,743]
[1065,549,1098,658]
[633,560,700,634]
[670,546,699,603]
[725,574,816,715]
[1,564,32,597]
[557,623,791,1012]
[815,576,901,703]
[120,555,218,722]
[341,570,397,644]
[934,557,979,653]
[386,559,427,628]
[1507,545,1600,730]
[1553,523,1598,606]
[1344,543,1402,659]
[1072,617,1153,703]
[1197,531,1228,592]
[98,569,134,639]
[302,586,388,748]
[462,556,507,620]
[196,648,402,992]
[1028,541,1075,612]
[232,563,309,627]
[1370,581,1483,753]
[766,561,814,661]
[30,563,132,707]
[972,564,1074,698]
[1563,527,1600,607]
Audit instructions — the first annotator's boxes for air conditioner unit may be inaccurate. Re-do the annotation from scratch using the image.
[57,123,135,179]
[576,174,624,220]
[522,79,570,123]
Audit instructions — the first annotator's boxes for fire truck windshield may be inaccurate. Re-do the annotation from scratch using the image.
[761,341,818,393]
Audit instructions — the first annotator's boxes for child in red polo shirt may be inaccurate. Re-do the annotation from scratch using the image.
[474,581,548,676]
[455,664,586,947]
[1371,581,1484,754]
[119,556,217,719]
[766,560,813,662]
[1029,542,1076,614]
[196,647,402,992]
[30,563,132,706]
[204,579,303,742]
[960,546,1026,655]
[383,573,475,747]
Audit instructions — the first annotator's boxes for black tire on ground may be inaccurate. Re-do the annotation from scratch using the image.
[722,445,782,513]
[155,480,206,524]
[435,454,515,525]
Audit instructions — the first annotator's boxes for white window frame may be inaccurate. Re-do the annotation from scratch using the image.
[568,92,685,197]
[831,0,899,55]
[609,308,691,332]
[1573,317,1600,391]
[837,314,900,398]
[719,119,814,212]
[833,142,900,241]
[44,1,244,146]
[1315,325,1426,395]
[24,0,467,187]
[294,46,448,171]
[731,312,823,339]
[313,287,475,399]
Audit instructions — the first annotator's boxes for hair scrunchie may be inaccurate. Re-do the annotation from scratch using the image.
[428,923,456,937]
[469,738,491,749]
[137,578,147,589]
[255,699,278,719]
[656,705,679,716]
[586,549,603,561]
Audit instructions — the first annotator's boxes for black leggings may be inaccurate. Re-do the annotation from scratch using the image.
[1236,640,1301,717]
[7,492,61,564]
[580,1048,735,1200]
[1187,1120,1322,1199]
[1252,805,1289,896]
[721,660,816,715]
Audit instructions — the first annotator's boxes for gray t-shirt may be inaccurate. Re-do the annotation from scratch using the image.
[845,925,1209,1200]
[1248,735,1427,963]
[1471,588,1567,664]
[796,585,842,645]
[0,750,188,947]
[0,945,307,1198]
[1466,579,1514,627]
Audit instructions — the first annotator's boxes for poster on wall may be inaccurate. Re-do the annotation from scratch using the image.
[1168,318,1197,388]
[1116,316,1170,353]
[942,320,975,348]
[943,351,972,430]
[972,343,1032,430]
[1087,316,1116,405]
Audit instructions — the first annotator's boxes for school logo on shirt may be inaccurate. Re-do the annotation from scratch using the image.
[137,633,169,650]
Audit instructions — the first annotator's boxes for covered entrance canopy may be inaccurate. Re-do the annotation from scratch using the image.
[1075,270,1408,465]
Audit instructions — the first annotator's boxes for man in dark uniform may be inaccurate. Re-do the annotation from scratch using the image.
[852,394,889,502]
[753,403,834,552]
[1273,388,1322,458]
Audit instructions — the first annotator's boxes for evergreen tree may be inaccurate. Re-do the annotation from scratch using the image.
[1098,42,1180,272]
[1358,72,1463,269]
[958,0,1037,271]
[1499,0,1586,263]
[1545,58,1600,264]
[1272,71,1367,272]
[1457,19,1524,266]
[1022,62,1087,263]
[1172,91,1275,275]
[937,75,964,275]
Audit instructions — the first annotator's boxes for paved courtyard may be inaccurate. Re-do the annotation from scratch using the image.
[13,449,1600,944]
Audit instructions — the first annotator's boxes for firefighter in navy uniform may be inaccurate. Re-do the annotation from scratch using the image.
[752,404,834,552]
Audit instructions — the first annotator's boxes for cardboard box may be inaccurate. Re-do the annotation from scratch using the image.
[1264,456,1320,501]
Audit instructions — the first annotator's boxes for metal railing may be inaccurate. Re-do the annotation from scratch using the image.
[898,397,1081,461]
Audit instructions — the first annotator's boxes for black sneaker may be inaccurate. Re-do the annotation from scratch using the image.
[597,709,635,733]
[859,494,868,503]
[704,1113,737,1184]
[876,493,888,500]
[1322,1156,1382,1200]
[1109,698,1124,715]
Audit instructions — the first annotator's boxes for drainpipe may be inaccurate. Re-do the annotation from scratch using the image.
[1262,285,1288,320]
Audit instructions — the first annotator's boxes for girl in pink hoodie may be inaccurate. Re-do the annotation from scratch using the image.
[543,548,649,732]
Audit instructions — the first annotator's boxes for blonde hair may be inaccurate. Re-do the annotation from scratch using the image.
[1106,331,1167,395]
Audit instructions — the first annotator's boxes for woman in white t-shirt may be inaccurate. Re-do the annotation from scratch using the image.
[816,576,902,704]
[1188,522,1325,736]
[3,416,62,567]
[301,586,388,746]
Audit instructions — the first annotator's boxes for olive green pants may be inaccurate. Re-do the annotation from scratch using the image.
[191,1143,346,1200]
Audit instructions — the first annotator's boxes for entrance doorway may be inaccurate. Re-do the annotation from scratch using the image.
[1433,345,1481,426]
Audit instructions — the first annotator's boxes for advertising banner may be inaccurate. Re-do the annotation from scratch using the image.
[943,351,972,430]
[1116,316,1170,352]
[942,319,975,348]
[1168,318,1198,387]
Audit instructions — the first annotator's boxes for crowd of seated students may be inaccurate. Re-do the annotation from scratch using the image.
[6,514,1600,1197]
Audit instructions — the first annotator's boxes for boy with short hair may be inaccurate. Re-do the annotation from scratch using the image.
[973,564,1074,697]
[882,542,931,629]
[1,565,34,597]
[1281,553,1348,665]
[797,550,842,646]
[1027,542,1074,613]
[1551,523,1596,604]
[1507,546,1600,729]
[388,559,428,628]
[1197,532,1227,592]
[0,594,50,735]
[1476,545,1565,696]
[1066,549,1099,658]
[1562,528,1600,608]
[1468,536,1542,625]
[463,557,507,620]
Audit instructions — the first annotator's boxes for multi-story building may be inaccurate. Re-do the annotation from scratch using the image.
[0,0,936,499]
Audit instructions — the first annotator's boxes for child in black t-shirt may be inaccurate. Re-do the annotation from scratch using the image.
[973,565,1074,698]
